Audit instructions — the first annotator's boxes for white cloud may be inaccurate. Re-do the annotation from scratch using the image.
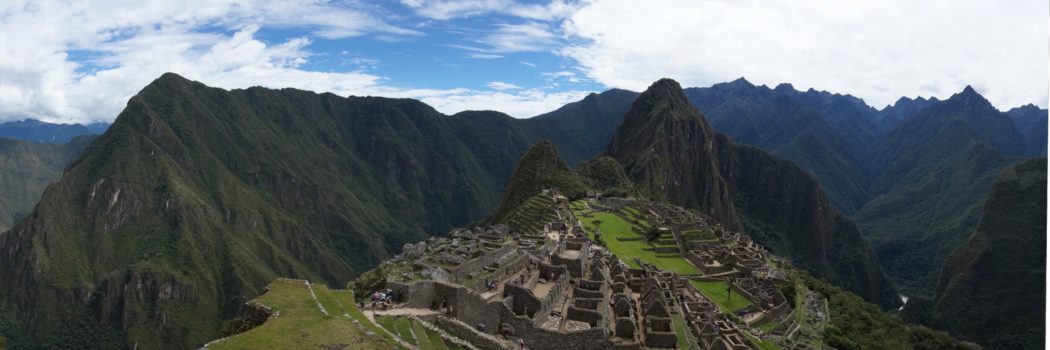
[0,0,419,123]
[478,22,560,53]
[486,81,522,90]
[401,0,579,21]
[414,88,590,117]
[466,53,504,59]
[562,0,1049,109]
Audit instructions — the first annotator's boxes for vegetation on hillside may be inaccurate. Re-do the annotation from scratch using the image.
[607,78,899,309]
[801,273,973,350]
[905,158,1046,349]
[490,140,585,223]
[0,135,94,230]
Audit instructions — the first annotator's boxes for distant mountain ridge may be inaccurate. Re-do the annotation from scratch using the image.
[0,119,108,143]
[680,79,1044,295]
[0,136,95,231]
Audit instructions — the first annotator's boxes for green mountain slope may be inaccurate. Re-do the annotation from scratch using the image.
[607,79,738,227]
[904,158,1046,349]
[1006,104,1048,156]
[0,119,107,144]
[0,73,629,350]
[606,78,899,308]
[687,80,1038,298]
[490,140,585,222]
[0,136,93,230]
[685,80,869,213]
[856,86,1027,294]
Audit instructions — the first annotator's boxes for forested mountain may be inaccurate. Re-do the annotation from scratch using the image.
[0,74,623,349]
[684,79,870,213]
[685,80,1042,296]
[0,136,94,230]
[904,158,1046,350]
[1006,104,1048,156]
[0,119,108,143]
[856,86,1027,293]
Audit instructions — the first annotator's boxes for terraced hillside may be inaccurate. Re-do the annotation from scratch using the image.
[502,193,563,236]
[203,279,398,349]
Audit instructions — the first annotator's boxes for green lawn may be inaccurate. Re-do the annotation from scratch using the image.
[208,279,396,349]
[576,210,698,274]
[689,280,753,313]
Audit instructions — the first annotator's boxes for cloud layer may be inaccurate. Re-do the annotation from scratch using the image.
[0,0,1045,124]
[562,0,1048,109]
[0,0,588,123]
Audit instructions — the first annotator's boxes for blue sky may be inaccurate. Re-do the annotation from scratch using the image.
[0,0,1045,124]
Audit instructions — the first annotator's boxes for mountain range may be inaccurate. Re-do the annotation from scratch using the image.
[0,74,901,349]
[0,119,108,144]
[0,73,1043,349]
[682,79,1045,296]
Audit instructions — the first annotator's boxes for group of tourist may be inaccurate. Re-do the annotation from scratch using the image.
[364,289,400,310]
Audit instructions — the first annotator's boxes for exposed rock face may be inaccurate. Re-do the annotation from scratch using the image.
[908,158,1046,350]
[604,78,899,308]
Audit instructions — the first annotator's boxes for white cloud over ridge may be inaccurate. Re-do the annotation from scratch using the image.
[561,0,1048,109]
[0,0,1045,124]
[0,0,585,123]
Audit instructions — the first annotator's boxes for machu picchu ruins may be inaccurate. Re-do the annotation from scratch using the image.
[339,190,831,350]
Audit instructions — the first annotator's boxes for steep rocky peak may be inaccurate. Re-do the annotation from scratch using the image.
[627,78,707,124]
[949,85,997,112]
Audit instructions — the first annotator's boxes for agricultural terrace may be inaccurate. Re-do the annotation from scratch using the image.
[570,200,698,274]
[206,279,399,350]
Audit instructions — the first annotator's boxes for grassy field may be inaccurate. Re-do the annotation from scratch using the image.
[208,279,398,350]
[575,210,698,274]
[689,280,753,313]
